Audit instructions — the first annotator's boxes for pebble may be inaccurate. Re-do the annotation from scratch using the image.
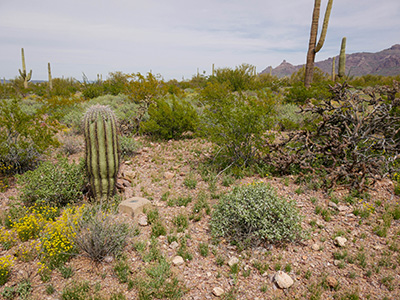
[274,271,294,289]
[172,256,184,266]
[138,214,148,226]
[103,256,114,263]
[212,287,224,297]
[170,241,179,249]
[311,243,321,251]
[334,236,347,247]
[227,256,239,267]
[164,171,175,179]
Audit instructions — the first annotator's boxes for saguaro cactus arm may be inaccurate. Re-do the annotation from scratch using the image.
[338,37,347,78]
[304,0,333,88]
[83,105,120,201]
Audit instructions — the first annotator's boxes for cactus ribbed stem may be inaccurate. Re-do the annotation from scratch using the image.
[83,105,119,201]
[331,56,336,81]
[48,62,53,91]
[338,37,347,78]
[18,48,32,88]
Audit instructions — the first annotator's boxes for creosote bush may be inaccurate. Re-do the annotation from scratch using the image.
[210,182,303,247]
[140,96,199,140]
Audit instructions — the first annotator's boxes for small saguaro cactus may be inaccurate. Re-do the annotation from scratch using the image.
[19,48,32,88]
[338,37,347,78]
[83,105,120,201]
[331,56,336,81]
[48,62,53,91]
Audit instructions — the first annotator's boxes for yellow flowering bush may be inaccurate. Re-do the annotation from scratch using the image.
[393,172,400,195]
[0,255,15,285]
[11,205,59,242]
[0,227,17,250]
[38,205,85,269]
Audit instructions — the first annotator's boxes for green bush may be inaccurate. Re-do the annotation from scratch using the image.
[119,135,139,159]
[0,99,60,175]
[210,182,304,247]
[211,63,257,92]
[73,209,130,262]
[17,157,86,207]
[284,81,332,105]
[140,96,199,140]
[200,86,275,168]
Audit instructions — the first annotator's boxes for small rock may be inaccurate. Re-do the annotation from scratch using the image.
[227,256,239,267]
[212,287,224,297]
[333,260,341,266]
[334,236,347,247]
[103,256,114,263]
[138,214,148,226]
[311,243,321,251]
[338,205,348,212]
[170,241,179,249]
[164,171,175,180]
[326,275,338,288]
[274,271,294,289]
[328,202,338,209]
[172,256,185,266]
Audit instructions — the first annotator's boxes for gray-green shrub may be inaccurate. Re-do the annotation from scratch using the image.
[210,182,303,246]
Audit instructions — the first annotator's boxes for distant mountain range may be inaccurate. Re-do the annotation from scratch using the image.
[260,44,400,78]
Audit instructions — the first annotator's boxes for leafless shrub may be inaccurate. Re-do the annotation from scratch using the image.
[267,82,400,191]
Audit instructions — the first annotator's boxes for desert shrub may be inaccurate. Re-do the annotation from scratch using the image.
[0,255,15,285]
[0,99,60,175]
[210,182,304,247]
[10,204,59,241]
[17,157,86,207]
[61,94,140,135]
[275,103,309,131]
[140,96,199,140]
[73,209,130,262]
[200,85,275,168]
[119,135,139,159]
[102,71,130,96]
[284,81,332,105]
[124,72,167,103]
[38,205,85,269]
[211,63,257,92]
[269,82,400,190]
[49,77,81,97]
[135,258,186,300]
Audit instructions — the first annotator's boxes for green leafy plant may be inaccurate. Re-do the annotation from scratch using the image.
[0,99,59,175]
[200,85,275,169]
[140,96,199,140]
[210,182,304,247]
[17,157,86,207]
[0,255,15,285]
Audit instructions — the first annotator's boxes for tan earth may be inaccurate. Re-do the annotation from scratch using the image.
[1,136,399,299]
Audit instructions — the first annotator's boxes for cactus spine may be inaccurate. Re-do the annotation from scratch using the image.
[304,0,333,88]
[18,48,32,88]
[338,37,346,78]
[48,62,53,91]
[331,56,336,81]
[83,105,119,201]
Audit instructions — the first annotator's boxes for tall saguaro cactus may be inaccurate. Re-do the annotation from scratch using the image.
[83,105,120,202]
[331,56,336,81]
[19,48,32,88]
[338,37,347,78]
[304,0,333,88]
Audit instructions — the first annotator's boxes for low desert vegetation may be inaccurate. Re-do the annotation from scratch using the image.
[1,66,399,299]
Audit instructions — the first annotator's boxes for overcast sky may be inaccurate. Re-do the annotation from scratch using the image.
[1,0,399,81]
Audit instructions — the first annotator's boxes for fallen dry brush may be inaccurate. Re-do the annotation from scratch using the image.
[268,82,400,191]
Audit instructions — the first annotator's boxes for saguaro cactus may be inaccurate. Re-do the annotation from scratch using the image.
[331,56,336,81]
[304,0,333,88]
[19,48,32,88]
[83,105,120,201]
[338,37,347,78]
[48,62,53,91]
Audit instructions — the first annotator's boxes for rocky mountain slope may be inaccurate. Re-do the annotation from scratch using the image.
[261,44,400,78]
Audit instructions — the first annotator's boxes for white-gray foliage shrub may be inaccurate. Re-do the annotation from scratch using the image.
[210,182,304,247]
